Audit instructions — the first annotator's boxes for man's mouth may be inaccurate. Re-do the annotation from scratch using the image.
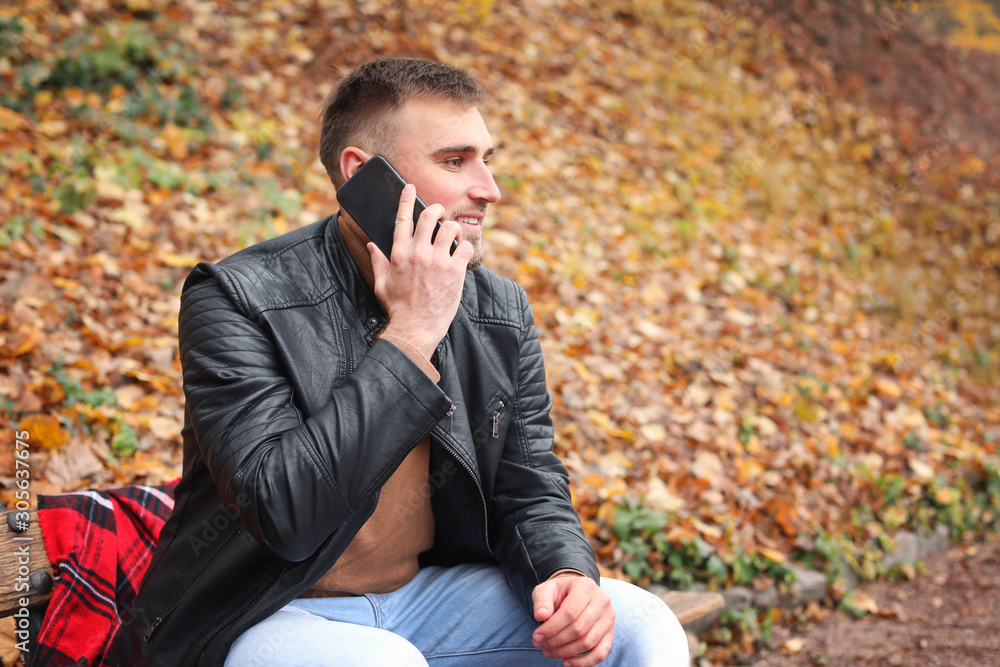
[454,216,482,226]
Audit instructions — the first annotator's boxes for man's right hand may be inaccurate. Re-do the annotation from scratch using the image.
[370,183,474,360]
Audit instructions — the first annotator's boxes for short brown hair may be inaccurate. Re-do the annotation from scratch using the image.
[318,57,488,187]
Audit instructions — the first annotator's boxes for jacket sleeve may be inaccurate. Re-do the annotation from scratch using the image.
[491,285,600,611]
[178,262,453,562]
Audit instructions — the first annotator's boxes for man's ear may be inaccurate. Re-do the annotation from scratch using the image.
[339,147,369,184]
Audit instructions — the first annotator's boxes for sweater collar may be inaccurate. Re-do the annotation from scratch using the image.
[338,210,376,290]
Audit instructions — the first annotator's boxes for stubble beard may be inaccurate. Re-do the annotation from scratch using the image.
[465,230,485,270]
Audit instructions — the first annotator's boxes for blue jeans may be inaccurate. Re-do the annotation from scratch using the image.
[225,563,688,666]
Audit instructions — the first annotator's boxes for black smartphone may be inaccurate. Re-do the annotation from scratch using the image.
[336,155,456,259]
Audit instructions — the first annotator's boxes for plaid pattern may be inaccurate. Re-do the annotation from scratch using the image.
[34,482,177,667]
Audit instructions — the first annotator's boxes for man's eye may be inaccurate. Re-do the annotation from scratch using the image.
[446,157,463,167]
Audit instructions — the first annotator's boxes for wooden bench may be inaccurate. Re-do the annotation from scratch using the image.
[0,508,724,662]
[0,509,53,616]
[655,590,725,630]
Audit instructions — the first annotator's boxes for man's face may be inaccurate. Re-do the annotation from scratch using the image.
[387,97,501,269]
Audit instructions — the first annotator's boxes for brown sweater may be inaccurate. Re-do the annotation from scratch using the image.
[301,215,437,597]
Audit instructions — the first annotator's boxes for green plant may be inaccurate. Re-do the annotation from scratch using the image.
[116,145,192,192]
[640,241,670,259]
[885,560,925,581]
[111,418,139,457]
[780,263,800,300]
[45,361,142,459]
[924,404,952,428]
[671,218,698,247]
[39,22,156,93]
[902,429,923,450]
[806,531,855,585]
[874,473,906,506]
[726,547,795,588]
[720,606,759,633]
[220,77,243,110]
[129,81,211,128]
[0,215,43,247]
[612,496,799,591]
[0,15,24,53]
[259,179,303,219]
[3,17,212,129]
[48,361,118,409]
[717,605,774,650]
[662,537,715,588]
[0,396,16,420]
[984,460,1000,504]
[51,150,97,214]
[759,607,777,646]
[738,415,756,446]
[611,500,669,581]
[837,590,871,618]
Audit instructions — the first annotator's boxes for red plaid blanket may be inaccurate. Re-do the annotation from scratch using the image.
[34,482,177,667]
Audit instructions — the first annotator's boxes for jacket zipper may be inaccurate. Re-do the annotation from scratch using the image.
[144,527,242,642]
[342,325,355,374]
[491,400,505,438]
[190,563,291,666]
[440,397,490,549]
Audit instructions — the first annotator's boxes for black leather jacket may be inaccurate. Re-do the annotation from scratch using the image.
[109,214,599,666]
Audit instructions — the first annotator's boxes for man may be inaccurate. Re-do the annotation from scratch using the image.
[109,57,687,667]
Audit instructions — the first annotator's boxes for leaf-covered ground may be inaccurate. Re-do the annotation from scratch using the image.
[1,0,999,661]
[755,537,1000,666]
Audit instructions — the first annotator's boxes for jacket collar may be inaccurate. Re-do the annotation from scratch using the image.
[324,213,388,343]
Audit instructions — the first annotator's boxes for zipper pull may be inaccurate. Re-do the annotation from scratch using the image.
[492,401,504,438]
[144,616,162,642]
[446,404,456,436]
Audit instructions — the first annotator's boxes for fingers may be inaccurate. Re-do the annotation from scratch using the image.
[394,183,417,227]
[543,605,615,664]
[539,593,606,650]
[393,184,466,260]
[410,202,445,247]
[431,218,461,253]
[392,184,443,253]
[391,183,418,252]
[368,241,390,287]
[561,629,614,667]
[375,183,472,358]
[535,581,591,638]
[532,581,558,623]
[533,579,615,665]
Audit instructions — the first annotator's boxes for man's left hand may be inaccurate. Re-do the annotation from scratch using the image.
[531,574,615,667]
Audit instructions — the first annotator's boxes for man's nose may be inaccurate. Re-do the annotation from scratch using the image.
[470,162,501,203]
